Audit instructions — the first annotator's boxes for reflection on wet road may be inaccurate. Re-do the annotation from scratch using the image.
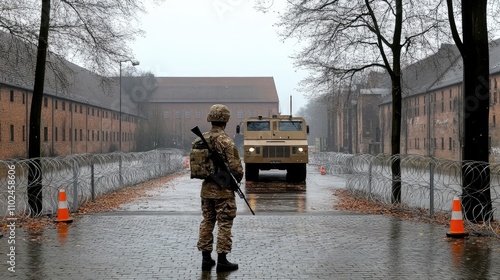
[120,164,345,214]
[2,164,500,280]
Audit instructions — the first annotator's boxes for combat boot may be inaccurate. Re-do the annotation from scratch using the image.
[216,253,238,272]
[202,251,216,271]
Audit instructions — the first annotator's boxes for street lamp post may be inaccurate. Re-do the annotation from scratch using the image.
[118,59,139,187]
[119,60,139,152]
[351,99,358,154]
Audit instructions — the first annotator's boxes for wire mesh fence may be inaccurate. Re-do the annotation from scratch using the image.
[311,152,500,237]
[0,149,185,219]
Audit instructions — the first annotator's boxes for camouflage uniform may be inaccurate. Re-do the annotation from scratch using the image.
[196,108,243,255]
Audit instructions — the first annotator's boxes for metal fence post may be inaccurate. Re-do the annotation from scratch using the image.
[72,159,78,212]
[91,161,95,201]
[429,159,435,217]
[119,154,123,187]
[368,157,373,196]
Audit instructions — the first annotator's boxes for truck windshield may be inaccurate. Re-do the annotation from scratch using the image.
[247,121,270,131]
[279,121,303,131]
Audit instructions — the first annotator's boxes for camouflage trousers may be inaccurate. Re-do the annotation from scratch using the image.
[197,197,237,253]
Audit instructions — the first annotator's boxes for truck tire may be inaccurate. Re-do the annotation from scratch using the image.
[245,163,259,181]
[286,164,307,182]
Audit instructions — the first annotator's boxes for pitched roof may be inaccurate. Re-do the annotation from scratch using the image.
[400,43,461,96]
[149,77,279,103]
[0,31,140,115]
[431,39,500,91]
[381,38,500,104]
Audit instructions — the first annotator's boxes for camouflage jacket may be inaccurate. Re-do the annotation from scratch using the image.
[200,125,244,199]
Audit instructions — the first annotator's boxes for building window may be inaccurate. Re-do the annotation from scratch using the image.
[80,105,82,113]
[62,128,66,141]
[249,110,254,117]
[494,115,496,127]
[175,111,180,119]
[44,127,48,141]
[22,92,25,104]
[185,111,191,119]
[10,90,14,102]
[10,125,14,141]
[22,125,25,141]
[69,128,72,142]
[238,110,243,119]
[92,108,95,116]
[62,101,65,111]
[87,130,90,141]
[92,130,94,141]
[449,137,452,150]
[196,111,201,119]
[55,100,58,110]
[80,129,83,141]
[163,111,170,119]
[44,97,48,107]
[55,127,58,141]
[441,137,444,150]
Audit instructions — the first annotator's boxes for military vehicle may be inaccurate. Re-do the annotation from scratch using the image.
[236,115,309,182]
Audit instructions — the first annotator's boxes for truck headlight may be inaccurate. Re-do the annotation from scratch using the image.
[298,147,304,153]
[248,147,255,153]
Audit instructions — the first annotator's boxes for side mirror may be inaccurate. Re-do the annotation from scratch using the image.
[236,125,240,134]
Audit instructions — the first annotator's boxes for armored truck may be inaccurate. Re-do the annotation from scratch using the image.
[236,115,309,182]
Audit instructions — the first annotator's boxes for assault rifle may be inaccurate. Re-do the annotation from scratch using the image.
[191,126,255,215]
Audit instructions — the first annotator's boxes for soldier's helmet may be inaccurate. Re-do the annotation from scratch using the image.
[207,104,230,122]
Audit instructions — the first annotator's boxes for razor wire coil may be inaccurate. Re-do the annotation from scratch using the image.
[0,149,185,219]
[311,152,500,237]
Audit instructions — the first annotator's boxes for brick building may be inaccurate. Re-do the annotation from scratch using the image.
[325,40,500,161]
[0,35,279,159]
[0,74,279,159]
[0,73,141,159]
[142,77,279,151]
[378,40,500,161]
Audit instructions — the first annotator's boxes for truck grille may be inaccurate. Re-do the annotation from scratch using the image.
[263,146,290,158]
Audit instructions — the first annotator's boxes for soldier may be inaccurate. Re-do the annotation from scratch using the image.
[195,104,244,272]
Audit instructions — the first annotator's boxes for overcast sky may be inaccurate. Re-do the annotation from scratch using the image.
[131,0,309,115]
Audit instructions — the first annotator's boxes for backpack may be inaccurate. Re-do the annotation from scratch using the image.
[189,133,221,179]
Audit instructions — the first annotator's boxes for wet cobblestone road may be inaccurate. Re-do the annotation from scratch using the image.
[1,166,500,279]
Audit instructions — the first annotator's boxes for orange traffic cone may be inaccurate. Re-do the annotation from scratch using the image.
[320,166,326,175]
[446,196,468,238]
[185,156,190,168]
[54,189,73,223]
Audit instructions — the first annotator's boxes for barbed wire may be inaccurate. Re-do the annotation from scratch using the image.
[311,152,499,237]
[0,149,185,219]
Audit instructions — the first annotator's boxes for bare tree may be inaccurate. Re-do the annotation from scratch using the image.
[446,0,493,222]
[274,0,444,203]
[0,0,156,215]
